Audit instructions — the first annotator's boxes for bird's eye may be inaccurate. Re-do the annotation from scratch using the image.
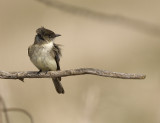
[49,35,52,38]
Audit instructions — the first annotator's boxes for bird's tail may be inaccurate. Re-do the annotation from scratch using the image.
[52,78,64,94]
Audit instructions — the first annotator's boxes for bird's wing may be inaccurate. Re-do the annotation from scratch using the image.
[52,43,62,70]
[51,43,62,81]
[28,45,33,57]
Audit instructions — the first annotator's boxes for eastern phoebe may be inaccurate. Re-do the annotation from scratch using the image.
[28,27,64,94]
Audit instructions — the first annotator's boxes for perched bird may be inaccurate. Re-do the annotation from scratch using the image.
[28,27,64,94]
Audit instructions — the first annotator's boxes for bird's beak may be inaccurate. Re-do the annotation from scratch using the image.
[55,34,61,37]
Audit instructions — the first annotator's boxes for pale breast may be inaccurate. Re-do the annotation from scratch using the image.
[28,42,57,71]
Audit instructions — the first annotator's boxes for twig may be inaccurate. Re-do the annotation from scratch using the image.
[3,108,33,123]
[0,68,146,80]
[0,102,2,123]
[0,96,10,123]
[0,95,33,123]
[36,0,160,36]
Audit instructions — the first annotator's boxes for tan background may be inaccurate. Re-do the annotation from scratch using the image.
[0,0,160,123]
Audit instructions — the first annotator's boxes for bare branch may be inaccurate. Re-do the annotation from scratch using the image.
[36,0,160,36]
[0,95,33,123]
[0,96,10,123]
[0,68,145,80]
[3,108,33,123]
[0,103,2,123]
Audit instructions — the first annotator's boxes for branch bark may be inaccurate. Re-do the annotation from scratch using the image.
[0,68,145,80]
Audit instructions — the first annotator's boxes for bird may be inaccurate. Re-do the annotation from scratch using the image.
[28,27,64,94]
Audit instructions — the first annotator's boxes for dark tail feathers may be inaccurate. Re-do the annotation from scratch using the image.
[52,78,64,94]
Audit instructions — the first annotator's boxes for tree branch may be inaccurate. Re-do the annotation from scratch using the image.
[36,0,160,36]
[3,108,34,123]
[0,96,10,123]
[0,68,145,80]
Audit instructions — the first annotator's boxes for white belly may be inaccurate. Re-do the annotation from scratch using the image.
[29,43,57,71]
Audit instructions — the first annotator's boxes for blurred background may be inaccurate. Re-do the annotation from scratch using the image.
[0,0,160,123]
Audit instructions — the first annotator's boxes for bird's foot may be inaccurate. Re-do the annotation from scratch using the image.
[45,71,49,74]
[37,70,42,74]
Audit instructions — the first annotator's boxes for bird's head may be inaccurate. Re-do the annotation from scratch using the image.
[34,27,61,44]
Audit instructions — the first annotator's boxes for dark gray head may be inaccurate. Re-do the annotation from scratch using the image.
[34,27,61,44]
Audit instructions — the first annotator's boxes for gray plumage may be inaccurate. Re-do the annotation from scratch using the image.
[28,27,64,94]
